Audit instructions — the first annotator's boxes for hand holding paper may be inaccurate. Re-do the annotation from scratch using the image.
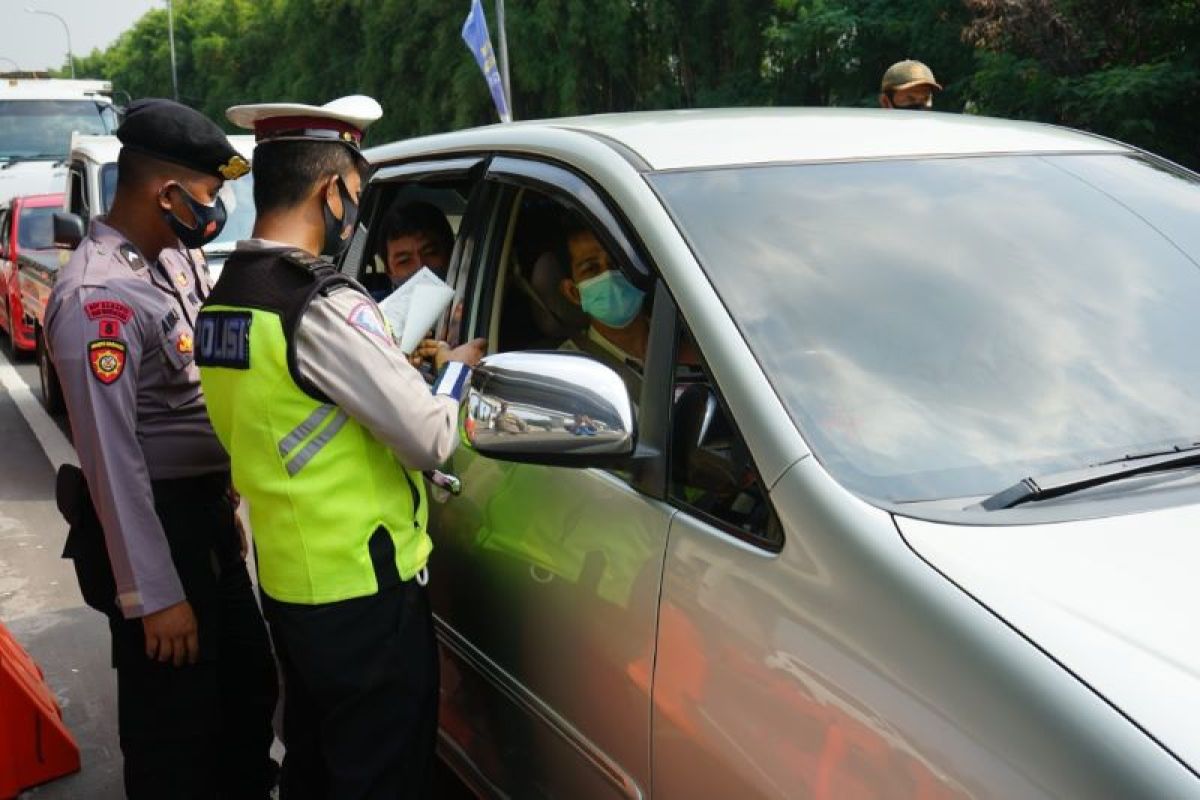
[376,268,456,353]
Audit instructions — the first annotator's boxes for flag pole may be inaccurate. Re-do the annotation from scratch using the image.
[494,0,513,119]
[166,0,179,101]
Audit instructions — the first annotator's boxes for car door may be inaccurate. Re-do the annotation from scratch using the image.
[415,156,676,799]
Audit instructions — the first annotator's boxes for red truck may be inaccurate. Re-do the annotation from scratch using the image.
[0,192,67,412]
[0,193,61,356]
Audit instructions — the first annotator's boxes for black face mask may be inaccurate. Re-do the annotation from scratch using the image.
[161,183,227,249]
[321,176,359,258]
[891,99,933,111]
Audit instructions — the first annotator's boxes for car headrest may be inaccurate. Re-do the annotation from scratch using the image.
[526,251,589,339]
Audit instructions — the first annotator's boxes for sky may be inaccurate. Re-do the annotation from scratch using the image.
[0,0,158,73]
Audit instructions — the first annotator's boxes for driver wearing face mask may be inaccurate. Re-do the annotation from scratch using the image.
[44,98,279,799]
[556,213,650,396]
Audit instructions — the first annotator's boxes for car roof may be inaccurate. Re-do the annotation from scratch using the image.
[69,133,257,165]
[18,193,64,207]
[0,79,113,101]
[366,108,1130,172]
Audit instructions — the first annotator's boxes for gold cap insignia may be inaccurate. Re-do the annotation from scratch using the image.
[218,154,251,180]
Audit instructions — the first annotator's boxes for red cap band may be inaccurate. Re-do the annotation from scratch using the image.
[253,115,363,145]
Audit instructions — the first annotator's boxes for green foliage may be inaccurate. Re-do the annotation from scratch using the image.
[68,0,1198,167]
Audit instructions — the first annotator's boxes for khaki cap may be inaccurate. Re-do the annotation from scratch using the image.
[881,60,942,93]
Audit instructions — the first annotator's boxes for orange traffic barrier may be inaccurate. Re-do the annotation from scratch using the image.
[0,621,80,799]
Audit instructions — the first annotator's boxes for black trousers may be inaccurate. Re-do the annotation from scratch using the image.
[262,579,439,800]
[61,470,279,799]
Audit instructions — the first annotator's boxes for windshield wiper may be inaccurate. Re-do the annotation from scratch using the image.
[981,443,1200,510]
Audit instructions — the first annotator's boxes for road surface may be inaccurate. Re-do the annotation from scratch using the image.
[0,344,471,798]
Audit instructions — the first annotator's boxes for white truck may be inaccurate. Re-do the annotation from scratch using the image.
[0,78,117,206]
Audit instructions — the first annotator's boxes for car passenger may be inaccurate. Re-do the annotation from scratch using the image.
[380,201,453,288]
[556,214,649,392]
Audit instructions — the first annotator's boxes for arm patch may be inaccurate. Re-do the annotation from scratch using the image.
[88,339,127,385]
[196,311,252,369]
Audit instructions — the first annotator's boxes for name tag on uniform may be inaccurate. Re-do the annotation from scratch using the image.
[196,312,252,369]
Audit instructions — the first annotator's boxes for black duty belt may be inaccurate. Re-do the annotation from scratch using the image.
[150,471,231,503]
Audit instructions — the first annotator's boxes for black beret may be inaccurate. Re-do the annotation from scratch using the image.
[116,98,249,180]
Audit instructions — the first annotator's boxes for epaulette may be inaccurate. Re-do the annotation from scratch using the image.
[117,243,147,272]
[281,249,336,274]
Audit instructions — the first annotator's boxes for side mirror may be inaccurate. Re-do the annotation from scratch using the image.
[460,351,636,467]
[52,212,84,250]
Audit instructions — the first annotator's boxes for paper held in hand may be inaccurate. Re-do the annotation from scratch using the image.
[376,268,456,353]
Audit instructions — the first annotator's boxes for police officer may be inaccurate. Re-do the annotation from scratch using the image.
[196,95,484,799]
[45,99,278,799]
[879,59,942,110]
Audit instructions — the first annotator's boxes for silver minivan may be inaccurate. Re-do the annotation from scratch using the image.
[353,109,1200,798]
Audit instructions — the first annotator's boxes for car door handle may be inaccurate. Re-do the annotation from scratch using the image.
[424,469,462,496]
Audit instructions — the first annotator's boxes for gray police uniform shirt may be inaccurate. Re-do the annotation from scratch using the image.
[46,219,229,619]
[237,239,462,471]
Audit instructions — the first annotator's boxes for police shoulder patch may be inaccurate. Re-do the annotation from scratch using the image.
[346,301,391,344]
[88,339,127,385]
[84,299,134,323]
[195,311,252,369]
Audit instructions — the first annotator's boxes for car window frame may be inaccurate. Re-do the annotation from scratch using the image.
[344,155,493,342]
[456,154,674,499]
[663,306,785,553]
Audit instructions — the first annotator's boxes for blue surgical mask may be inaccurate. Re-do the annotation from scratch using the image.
[576,270,645,329]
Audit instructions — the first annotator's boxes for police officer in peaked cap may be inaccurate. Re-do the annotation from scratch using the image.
[45,98,278,799]
[196,95,484,799]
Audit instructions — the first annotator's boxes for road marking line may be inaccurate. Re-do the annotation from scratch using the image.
[0,349,77,471]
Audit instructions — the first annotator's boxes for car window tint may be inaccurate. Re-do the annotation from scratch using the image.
[100,163,118,214]
[669,324,780,547]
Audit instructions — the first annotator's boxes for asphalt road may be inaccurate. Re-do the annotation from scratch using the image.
[0,348,123,799]
[0,344,472,799]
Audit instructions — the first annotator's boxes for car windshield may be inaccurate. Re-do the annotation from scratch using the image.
[0,100,115,160]
[17,205,55,249]
[650,154,1200,503]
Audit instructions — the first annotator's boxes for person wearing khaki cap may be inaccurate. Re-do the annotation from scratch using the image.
[879,59,942,110]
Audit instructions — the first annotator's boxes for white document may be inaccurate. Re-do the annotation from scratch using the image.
[376,268,455,353]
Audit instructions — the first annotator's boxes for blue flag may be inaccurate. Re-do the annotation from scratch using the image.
[462,0,512,123]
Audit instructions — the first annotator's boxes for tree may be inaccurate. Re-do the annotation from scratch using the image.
[63,0,1198,168]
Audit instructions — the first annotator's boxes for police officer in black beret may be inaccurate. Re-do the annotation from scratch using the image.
[45,98,278,799]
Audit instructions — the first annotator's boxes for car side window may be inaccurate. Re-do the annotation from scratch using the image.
[348,170,484,345]
[0,209,10,255]
[99,163,118,214]
[67,164,87,220]
[479,185,646,406]
[669,324,782,549]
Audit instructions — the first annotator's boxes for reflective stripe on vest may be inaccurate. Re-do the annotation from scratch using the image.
[277,404,350,477]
